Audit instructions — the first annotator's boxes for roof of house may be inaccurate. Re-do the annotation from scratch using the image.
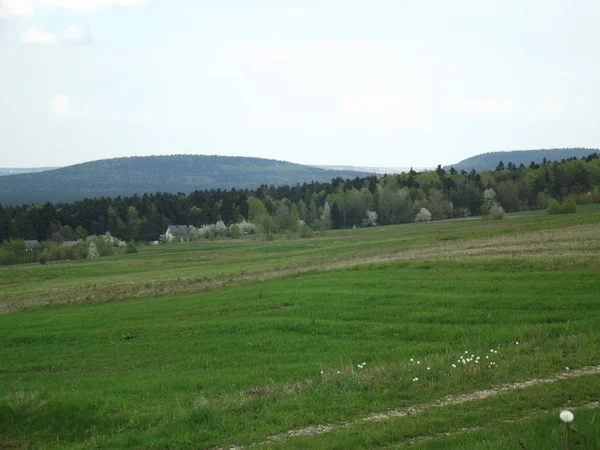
[167,225,191,235]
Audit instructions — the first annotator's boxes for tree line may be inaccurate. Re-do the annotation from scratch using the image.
[1,153,599,244]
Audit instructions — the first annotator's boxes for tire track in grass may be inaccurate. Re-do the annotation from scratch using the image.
[221,365,600,449]
[382,401,600,449]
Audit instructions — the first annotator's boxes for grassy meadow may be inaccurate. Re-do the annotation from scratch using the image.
[1,206,599,449]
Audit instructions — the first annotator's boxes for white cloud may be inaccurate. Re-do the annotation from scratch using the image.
[0,0,34,19]
[533,100,562,118]
[211,40,438,132]
[1,0,147,18]
[62,25,93,45]
[445,97,516,116]
[36,0,148,11]
[49,94,76,117]
[21,26,56,44]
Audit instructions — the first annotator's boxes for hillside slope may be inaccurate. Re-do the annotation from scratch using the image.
[0,167,59,176]
[0,155,369,205]
[447,148,599,171]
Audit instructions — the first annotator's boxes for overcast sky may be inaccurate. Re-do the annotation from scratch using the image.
[1,0,599,168]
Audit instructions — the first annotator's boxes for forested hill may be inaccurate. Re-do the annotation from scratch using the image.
[2,153,599,245]
[0,155,370,205]
[447,148,599,172]
[0,167,59,177]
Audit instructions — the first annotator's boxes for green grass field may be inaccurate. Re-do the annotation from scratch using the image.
[1,206,599,449]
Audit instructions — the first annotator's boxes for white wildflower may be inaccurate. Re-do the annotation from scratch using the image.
[560,410,574,423]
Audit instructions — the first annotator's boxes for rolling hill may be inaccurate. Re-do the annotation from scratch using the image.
[0,155,370,205]
[447,148,599,172]
[0,167,59,177]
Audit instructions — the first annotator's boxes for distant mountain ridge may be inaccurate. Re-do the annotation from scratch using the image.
[314,165,433,174]
[447,148,599,172]
[0,167,59,176]
[0,155,371,206]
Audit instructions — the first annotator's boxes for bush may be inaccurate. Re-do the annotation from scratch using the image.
[238,220,258,235]
[0,249,19,266]
[87,242,100,259]
[573,190,600,205]
[125,242,138,254]
[415,208,432,223]
[299,226,313,239]
[488,204,505,220]
[535,192,549,209]
[562,197,578,213]
[229,224,241,239]
[548,197,577,214]
[39,255,48,265]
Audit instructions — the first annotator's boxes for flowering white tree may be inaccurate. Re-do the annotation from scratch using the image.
[318,202,332,230]
[483,188,497,203]
[415,208,432,223]
[488,204,505,219]
[237,220,258,235]
[482,188,505,220]
[214,220,227,235]
[363,210,378,227]
[87,242,99,259]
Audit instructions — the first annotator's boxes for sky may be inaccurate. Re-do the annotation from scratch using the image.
[1,0,599,169]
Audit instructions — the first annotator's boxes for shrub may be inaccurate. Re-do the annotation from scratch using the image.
[299,226,314,239]
[125,242,138,254]
[87,242,100,259]
[575,189,600,204]
[229,224,241,239]
[0,249,19,266]
[238,220,258,235]
[86,234,119,256]
[39,255,48,265]
[562,197,577,213]
[488,204,505,219]
[415,208,432,223]
[535,192,549,209]
[214,220,228,236]
[548,197,577,214]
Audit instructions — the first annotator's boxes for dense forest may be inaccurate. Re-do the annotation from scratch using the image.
[1,153,599,248]
[0,155,369,205]
[447,148,599,172]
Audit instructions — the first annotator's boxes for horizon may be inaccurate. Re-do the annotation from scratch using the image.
[2,1,600,168]
[1,147,599,171]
